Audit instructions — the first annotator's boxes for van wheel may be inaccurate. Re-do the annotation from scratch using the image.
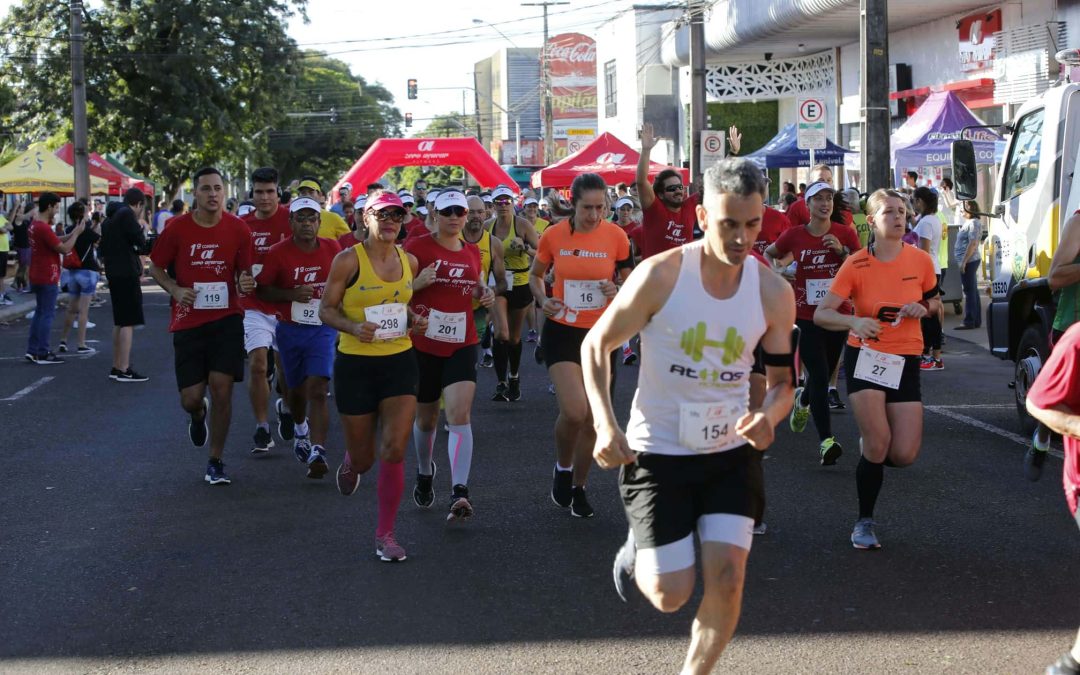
[1014,325,1048,435]
[953,301,962,315]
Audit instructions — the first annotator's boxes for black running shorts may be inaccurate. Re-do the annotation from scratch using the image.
[172,314,245,390]
[415,344,478,403]
[108,276,145,327]
[333,349,418,416]
[843,347,922,403]
[501,283,533,310]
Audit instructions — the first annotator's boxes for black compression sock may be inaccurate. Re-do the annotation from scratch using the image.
[856,456,884,519]
[492,339,508,382]
[508,340,522,376]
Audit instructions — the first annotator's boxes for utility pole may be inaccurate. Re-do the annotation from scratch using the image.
[860,0,891,192]
[523,1,568,165]
[689,0,707,185]
[70,0,90,201]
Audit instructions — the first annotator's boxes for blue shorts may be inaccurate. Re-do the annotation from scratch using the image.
[68,269,100,296]
[275,321,336,388]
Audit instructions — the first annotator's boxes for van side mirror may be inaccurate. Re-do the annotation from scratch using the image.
[952,140,978,201]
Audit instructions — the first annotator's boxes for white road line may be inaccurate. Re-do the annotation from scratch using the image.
[925,405,1064,459]
[2,376,55,401]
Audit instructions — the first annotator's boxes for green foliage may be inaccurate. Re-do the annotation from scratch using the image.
[266,52,401,185]
[707,101,781,200]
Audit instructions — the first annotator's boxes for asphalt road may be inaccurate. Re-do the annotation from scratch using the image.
[1,285,1077,674]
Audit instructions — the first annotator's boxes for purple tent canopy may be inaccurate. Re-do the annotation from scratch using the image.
[891,91,1001,173]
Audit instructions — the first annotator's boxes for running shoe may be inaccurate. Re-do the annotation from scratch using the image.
[492,382,509,402]
[189,397,209,448]
[551,467,573,508]
[1046,652,1080,675]
[113,368,149,383]
[205,459,231,486]
[819,437,843,465]
[57,340,67,353]
[293,435,313,463]
[413,463,436,508]
[24,353,35,363]
[827,388,845,410]
[276,398,295,441]
[506,376,521,402]
[789,387,809,433]
[534,343,544,364]
[753,522,768,535]
[480,351,493,368]
[1025,427,1050,482]
[920,356,944,371]
[851,518,881,550]
[447,484,474,521]
[622,346,638,366]
[336,459,360,496]
[251,426,274,455]
[34,352,64,365]
[570,486,594,518]
[612,529,636,602]
[307,445,328,479]
[76,345,95,355]
[526,328,538,343]
[375,533,407,562]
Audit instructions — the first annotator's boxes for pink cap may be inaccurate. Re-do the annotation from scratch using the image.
[365,192,404,211]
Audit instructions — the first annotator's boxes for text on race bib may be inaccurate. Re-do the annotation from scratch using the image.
[193,282,228,310]
[564,279,606,311]
[678,402,741,453]
[251,264,263,280]
[505,270,515,289]
[854,346,904,390]
[805,278,832,306]
[291,299,322,325]
[425,309,467,343]
[364,303,407,340]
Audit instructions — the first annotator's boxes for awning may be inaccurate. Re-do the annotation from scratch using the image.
[744,124,852,169]
[0,144,109,194]
[530,132,688,189]
[55,143,132,195]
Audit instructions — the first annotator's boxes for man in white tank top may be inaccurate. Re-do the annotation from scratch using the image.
[581,158,796,674]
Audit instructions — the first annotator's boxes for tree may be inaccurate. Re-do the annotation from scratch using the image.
[0,0,306,197]
[265,52,402,185]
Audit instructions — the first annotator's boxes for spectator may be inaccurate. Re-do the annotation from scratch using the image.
[329,182,352,217]
[57,201,101,355]
[12,200,31,293]
[0,200,11,305]
[99,188,150,382]
[153,200,171,234]
[954,200,983,330]
[26,192,84,364]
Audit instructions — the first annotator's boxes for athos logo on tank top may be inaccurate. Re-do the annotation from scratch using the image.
[668,322,747,387]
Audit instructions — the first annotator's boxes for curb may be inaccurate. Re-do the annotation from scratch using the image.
[0,299,35,324]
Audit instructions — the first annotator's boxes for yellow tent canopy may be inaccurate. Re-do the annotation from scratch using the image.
[0,143,109,194]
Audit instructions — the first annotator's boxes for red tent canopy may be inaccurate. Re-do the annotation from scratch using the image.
[55,143,133,196]
[530,132,689,189]
[332,137,518,199]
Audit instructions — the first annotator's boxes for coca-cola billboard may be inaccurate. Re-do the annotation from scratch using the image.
[544,33,597,140]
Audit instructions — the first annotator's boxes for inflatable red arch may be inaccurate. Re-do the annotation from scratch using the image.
[331,137,518,198]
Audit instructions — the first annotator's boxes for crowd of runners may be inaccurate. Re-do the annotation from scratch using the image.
[122,124,989,671]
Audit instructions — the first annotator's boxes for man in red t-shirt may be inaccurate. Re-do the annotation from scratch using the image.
[26,192,84,364]
[149,167,255,486]
[241,166,294,454]
[635,123,699,258]
[1026,321,1080,675]
[754,205,790,256]
[256,197,342,480]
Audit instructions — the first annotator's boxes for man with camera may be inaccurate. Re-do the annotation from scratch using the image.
[100,187,151,382]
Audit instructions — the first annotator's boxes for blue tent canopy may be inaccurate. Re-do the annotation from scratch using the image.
[745,124,852,169]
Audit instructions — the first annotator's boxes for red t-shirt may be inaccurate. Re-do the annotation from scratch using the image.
[754,206,790,255]
[639,193,699,259]
[404,234,482,356]
[786,196,854,229]
[255,237,341,324]
[241,206,292,314]
[405,219,430,240]
[338,231,362,249]
[771,223,861,321]
[149,212,253,332]
[29,220,63,286]
[1026,322,1080,515]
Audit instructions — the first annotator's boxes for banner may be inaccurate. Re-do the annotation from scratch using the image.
[958,9,1001,72]
[544,33,598,140]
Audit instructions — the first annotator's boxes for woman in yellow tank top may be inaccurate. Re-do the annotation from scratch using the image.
[319,191,434,563]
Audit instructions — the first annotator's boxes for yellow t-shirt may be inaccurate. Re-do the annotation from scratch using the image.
[318,210,350,240]
[533,217,550,235]
[0,215,9,252]
[337,244,414,357]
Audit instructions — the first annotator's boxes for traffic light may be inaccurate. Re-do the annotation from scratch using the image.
[405,113,413,128]
[407,78,418,100]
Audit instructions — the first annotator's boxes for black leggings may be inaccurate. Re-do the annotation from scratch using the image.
[795,318,846,441]
[921,271,944,353]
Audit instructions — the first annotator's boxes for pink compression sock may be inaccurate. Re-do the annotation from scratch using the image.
[376,459,405,539]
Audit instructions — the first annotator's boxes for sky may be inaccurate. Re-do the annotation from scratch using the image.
[0,0,636,137]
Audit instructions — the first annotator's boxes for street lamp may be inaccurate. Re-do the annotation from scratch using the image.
[472,18,521,49]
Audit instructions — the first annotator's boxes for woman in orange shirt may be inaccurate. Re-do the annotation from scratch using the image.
[529,172,633,519]
[814,189,940,551]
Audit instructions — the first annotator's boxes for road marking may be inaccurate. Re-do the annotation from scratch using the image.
[2,376,54,401]
[925,405,1064,459]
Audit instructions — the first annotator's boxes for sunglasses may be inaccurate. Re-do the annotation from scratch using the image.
[438,206,467,218]
[663,184,685,193]
[371,209,406,222]
[493,198,513,205]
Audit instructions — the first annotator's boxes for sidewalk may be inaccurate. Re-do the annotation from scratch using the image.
[0,293,35,324]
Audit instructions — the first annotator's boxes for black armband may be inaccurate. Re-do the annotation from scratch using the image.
[615,255,634,270]
[761,351,795,369]
[922,286,941,300]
